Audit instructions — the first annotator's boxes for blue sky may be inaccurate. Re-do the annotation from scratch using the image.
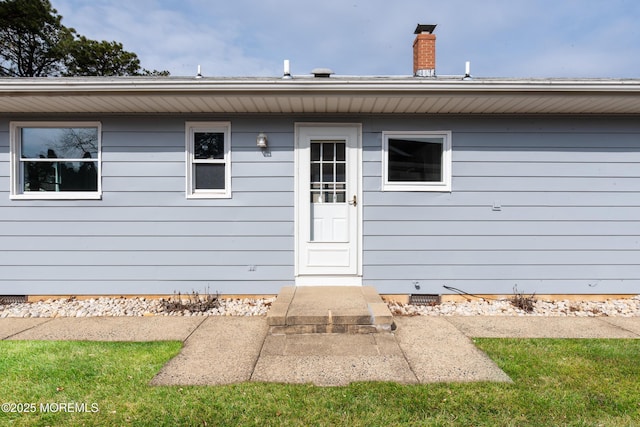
[54,0,640,78]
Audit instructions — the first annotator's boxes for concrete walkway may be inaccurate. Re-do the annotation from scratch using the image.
[2,315,639,387]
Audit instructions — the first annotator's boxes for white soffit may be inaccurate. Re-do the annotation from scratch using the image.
[1,77,640,114]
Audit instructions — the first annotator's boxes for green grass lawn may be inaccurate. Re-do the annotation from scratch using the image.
[0,339,638,426]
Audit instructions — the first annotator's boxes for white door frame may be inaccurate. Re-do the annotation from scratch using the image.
[294,123,362,286]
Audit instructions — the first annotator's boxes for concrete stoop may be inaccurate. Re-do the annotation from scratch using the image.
[267,286,395,334]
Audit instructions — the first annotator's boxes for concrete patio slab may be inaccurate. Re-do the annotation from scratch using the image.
[393,317,512,383]
[445,316,640,338]
[6,317,204,341]
[0,318,52,340]
[151,317,267,386]
[251,332,418,386]
[601,317,640,337]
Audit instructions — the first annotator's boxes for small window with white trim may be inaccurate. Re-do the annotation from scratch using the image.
[10,121,101,199]
[186,121,231,198]
[382,131,452,191]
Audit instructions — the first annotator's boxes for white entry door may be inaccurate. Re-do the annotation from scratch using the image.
[295,124,362,285]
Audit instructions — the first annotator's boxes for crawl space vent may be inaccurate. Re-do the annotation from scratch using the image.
[0,295,27,304]
[410,294,441,306]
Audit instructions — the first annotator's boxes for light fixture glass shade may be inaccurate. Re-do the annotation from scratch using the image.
[256,132,268,148]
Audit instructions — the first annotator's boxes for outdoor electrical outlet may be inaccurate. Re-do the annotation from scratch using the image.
[248,265,256,272]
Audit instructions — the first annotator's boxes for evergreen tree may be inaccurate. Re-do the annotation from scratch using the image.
[0,0,169,77]
[0,0,74,76]
[64,36,142,76]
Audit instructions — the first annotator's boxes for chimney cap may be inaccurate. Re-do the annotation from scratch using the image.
[414,24,436,34]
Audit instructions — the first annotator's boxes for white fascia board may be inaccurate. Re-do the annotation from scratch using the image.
[2,77,640,95]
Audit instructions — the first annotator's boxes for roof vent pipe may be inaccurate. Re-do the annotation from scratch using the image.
[413,24,436,77]
[283,59,292,79]
[463,61,472,80]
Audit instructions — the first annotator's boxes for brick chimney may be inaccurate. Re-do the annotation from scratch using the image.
[413,24,436,77]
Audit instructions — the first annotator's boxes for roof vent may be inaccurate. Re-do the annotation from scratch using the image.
[311,68,334,78]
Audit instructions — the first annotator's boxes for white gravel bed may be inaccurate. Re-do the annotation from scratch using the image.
[0,296,276,318]
[1,295,639,318]
[389,295,640,317]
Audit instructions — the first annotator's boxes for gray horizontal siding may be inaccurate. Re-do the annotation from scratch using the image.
[100,176,293,192]
[3,236,294,251]
[365,176,640,192]
[362,115,640,295]
[365,280,640,295]
[0,281,287,295]
[1,191,293,207]
[365,220,640,235]
[0,115,296,294]
[364,235,640,250]
[363,191,640,207]
[1,250,291,266]
[2,114,640,295]
[365,250,640,265]
[0,221,294,236]
[451,177,640,192]
[365,265,639,280]
[452,148,640,163]
[1,266,293,281]
[364,206,640,221]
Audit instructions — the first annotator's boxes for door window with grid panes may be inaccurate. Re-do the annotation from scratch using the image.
[310,141,346,204]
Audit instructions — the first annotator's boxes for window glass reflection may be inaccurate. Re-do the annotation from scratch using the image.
[23,161,98,192]
[21,128,98,159]
[388,137,442,182]
[194,132,225,159]
[195,163,225,189]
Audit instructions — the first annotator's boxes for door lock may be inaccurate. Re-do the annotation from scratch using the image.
[348,195,357,207]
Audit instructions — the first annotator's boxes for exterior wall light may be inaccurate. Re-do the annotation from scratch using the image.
[256,132,268,148]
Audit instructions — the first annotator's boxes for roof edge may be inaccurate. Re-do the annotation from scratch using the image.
[2,76,640,95]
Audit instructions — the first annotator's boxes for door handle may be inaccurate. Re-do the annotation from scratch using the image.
[348,195,357,207]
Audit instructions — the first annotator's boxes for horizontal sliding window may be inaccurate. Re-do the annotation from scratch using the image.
[10,122,101,199]
[382,131,451,192]
[186,122,231,198]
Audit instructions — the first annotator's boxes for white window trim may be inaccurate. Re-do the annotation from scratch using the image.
[10,121,102,200]
[382,130,452,192]
[185,121,231,199]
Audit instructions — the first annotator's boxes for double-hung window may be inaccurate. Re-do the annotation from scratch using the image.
[10,122,101,199]
[186,121,231,198]
[382,131,452,191]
